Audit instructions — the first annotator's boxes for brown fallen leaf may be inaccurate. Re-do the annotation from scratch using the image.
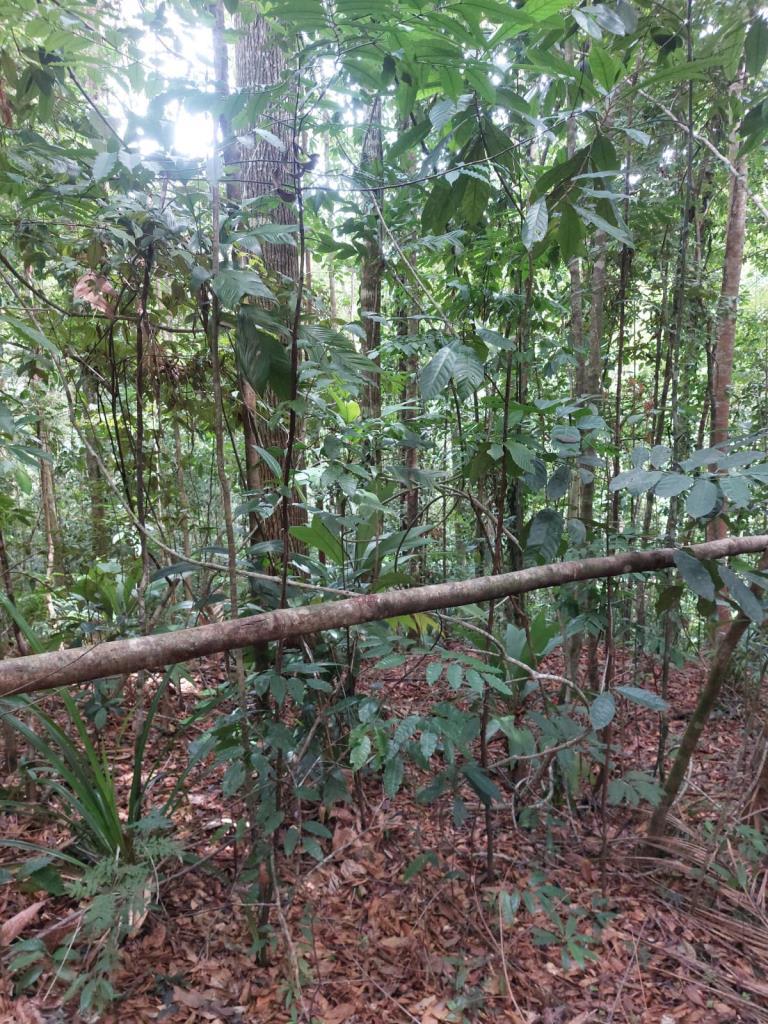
[322,1002,358,1023]
[0,900,46,946]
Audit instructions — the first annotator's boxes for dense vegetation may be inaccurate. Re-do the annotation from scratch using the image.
[1,0,768,1018]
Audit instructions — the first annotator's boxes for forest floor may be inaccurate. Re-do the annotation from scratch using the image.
[2,644,768,1024]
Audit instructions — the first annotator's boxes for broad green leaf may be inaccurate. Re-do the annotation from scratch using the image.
[290,516,344,564]
[686,478,720,519]
[673,550,715,601]
[92,151,117,180]
[1,315,60,356]
[213,268,275,307]
[350,734,371,771]
[546,464,571,501]
[383,757,404,796]
[403,851,438,881]
[573,204,633,247]
[523,197,548,249]
[615,686,668,713]
[526,509,563,563]
[451,344,485,390]
[525,0,577,21]
[649,445,671,468]
[590,691,616,730]
[589,45,621,90]
[236,310,290,399]
[609,468,662,495]
[653,472,692,498]
[718,565,764,624]
[720,474,751,508]
[746,17,768,76]
[421,346,456,400]
[506,441,535,473]
[558,204,583,261]
[253,445,283,480]
[462,763,500,806]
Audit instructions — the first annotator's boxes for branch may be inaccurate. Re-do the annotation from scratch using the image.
[0,534,766,697]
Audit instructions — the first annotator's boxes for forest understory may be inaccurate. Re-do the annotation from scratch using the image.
[3,644,767,1024]
[3,0,768,1019]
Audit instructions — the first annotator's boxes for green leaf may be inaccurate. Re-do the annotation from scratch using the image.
[0,593,44,654]
[451,344,485,390]
[402,851,438,881]
[609,468,662,495]
[236,309,291,399]
[526,509,563,563]
[506,441,535,473]
[461,175,492,224]
[653,472,692,498]
[525,0,577,21]
[649,444,671,468]
[383,757,404,796]
[462,763,500,806]
[302,836,324,861]
[718,565,764,624]
[673,550,715,601]
[92,151,117,180]
[523,197,548,249]
[290,516,344,564]
[590,692,616,730]
[421,346,456,400]
[350,734,371,771]
[252,445,283,480]
[558,205,583,261]
[720,475,751,508]
[212,268,275,308]
[546,464,571,501]
[685,478,720,519]
[1,315,60,356]
[615,686,668,713]
[426,662,443,686]
[388,120,431,161]
[589,45,621,90]
[421,178,453,233]
[746,18,768,76]
[573,204,633,248]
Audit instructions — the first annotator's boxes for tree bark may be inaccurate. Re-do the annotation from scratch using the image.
[1,534,765,697]
[358,97,383,423]
[707,153,748,542]
[234,11,305,545]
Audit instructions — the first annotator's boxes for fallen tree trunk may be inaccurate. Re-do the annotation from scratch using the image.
[1,534,766,698]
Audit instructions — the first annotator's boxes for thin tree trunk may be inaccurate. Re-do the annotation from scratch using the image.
[36,415,61,618]
[3,534,766,696]
[707,153,748,542]
[0,525,27,770]
[359,97,383,423]
[647,552,768,839]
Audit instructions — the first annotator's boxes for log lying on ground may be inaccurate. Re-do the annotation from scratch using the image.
[1,533,766,698]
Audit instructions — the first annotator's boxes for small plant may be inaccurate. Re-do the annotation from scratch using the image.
[0,678,183,1014]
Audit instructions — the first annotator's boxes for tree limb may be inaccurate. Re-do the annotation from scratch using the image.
[0,534,766,697]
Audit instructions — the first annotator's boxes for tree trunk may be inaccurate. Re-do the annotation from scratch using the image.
[2,534,766,697]
[234,11,305,546]
[647,552,768,840]
[707,154,748,542]
[358,97,383,423]
[36,414,62,618]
